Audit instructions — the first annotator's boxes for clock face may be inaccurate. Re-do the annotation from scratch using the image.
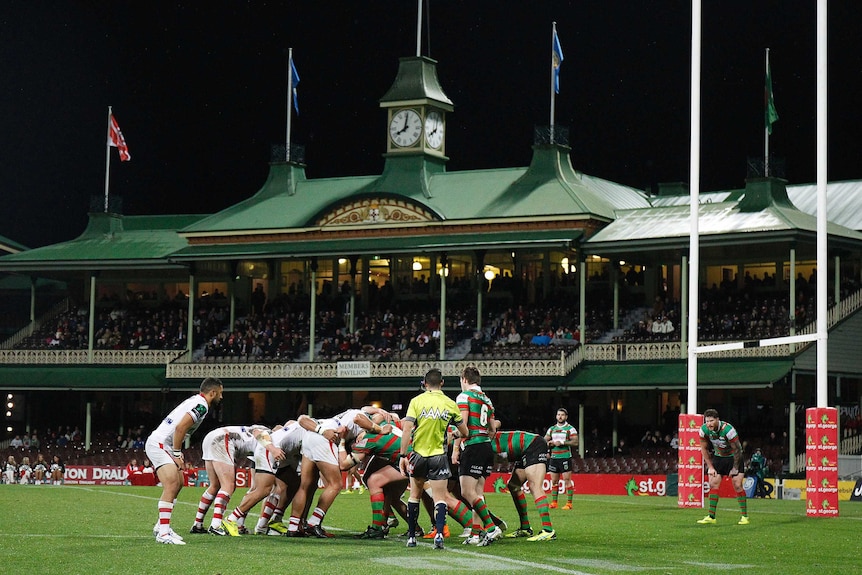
[389,109,422,147]
[424,110,444,149]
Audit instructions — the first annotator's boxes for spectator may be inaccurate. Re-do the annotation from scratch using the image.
[18,456,33,484]
[3,455,17,484]
[50,455,65,485]
[29,433,40,451]
[32,454,49,484]
[9,435,23,448]
[469,331,485,355]
[125,458,141,484]
[183,462,198,487]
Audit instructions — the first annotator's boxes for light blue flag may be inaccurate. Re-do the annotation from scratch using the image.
[290,57,300,115]
[553,30,564,94]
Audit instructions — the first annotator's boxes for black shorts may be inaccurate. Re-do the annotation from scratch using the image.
[409,453,452,482]
[459,441,494,478]
[513,437,550,470]
[712,456,739,477]
[547,457,572,474]
[362,454,397,487]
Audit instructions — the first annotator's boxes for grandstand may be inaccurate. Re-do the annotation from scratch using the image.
[1,51,861,479]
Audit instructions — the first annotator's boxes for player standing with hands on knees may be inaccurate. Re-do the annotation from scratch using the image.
[697,408,749,525]
[146,377,224,544]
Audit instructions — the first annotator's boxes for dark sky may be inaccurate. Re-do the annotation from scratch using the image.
[2,2,861,249]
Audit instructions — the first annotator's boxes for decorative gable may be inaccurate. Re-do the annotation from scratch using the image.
[316,197,436,227]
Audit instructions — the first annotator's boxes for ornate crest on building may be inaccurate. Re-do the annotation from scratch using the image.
[317,197,435,226]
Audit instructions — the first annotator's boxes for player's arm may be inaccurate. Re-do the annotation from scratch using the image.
[398,418,415,476]
[340,449,366,471]
[452,415,469,465]
[362,405,394,423]
[171,413,196,466]
[730,437,743,475]
[251,427,285,461]
[566,429,579,448]
[298,413,339,442]
[544,427,553,445]
[354,412,393,435]
[700,437,716,476]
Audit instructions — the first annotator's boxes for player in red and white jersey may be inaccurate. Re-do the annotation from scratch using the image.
[190,424,279,535]
[145,377,223,545]
[285,407,395,537]
[221,420,302,536]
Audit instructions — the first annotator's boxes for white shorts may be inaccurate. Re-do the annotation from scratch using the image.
[145,437,177,471]
[251,443,279,474]
[300,432,339,465]
[202,429,234,466]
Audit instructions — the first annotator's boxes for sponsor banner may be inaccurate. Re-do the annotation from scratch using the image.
[805,407,840,517]
[63,465,134,486]
[63,466,250,487]
[677,413,704,508]
[484,472,669,496]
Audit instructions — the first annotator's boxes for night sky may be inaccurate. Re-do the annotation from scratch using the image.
[3,2,862,249]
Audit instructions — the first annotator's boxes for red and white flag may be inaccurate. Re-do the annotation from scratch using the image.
[108,114,131,161]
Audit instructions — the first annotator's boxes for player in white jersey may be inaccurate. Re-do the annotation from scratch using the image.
[190,424,281,535]
[286,407,396,537]
[221,420,303,536]
[145,377,223,545]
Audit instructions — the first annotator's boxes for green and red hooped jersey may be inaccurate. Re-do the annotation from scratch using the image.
[352,431,402,463]
[491,430,540,459]
[456,388,494,446]
[545,423,577,459]
[698,420,739,457]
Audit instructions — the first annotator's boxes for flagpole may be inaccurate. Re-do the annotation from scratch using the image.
[286,48,293,162]
[104,106,112,213]
[550,22,557,131]
[765,48,770,177]
[416,0,423,57]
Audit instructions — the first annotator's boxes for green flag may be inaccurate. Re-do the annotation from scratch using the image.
[765,60,779,134]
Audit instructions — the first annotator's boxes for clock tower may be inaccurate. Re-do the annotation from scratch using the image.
[380,56,454,160]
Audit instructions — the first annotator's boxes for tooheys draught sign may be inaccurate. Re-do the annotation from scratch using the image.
[805,407,840,517]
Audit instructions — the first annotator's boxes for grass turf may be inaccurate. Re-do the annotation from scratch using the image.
[0,485,858,575]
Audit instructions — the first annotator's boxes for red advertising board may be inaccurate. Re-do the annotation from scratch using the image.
[483,472,670,496]
[677,413,704,508]
[805,407,839,517]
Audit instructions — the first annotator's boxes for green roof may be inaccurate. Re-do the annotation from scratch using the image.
[181,147,650,237]
[171,229,583,261]
[587,178,862,252]
[0,213,207,271]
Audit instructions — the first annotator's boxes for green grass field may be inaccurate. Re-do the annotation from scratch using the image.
[0,485,858,575]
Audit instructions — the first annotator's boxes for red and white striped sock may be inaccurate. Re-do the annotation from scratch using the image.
[256,494,279,530]
[307,507,326,527]
[195,490,216,526]
[227,508,247,524]
[157,500,174,536]
[210,490,231,528]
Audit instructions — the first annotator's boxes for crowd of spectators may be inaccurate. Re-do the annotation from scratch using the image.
[8,269,862,361]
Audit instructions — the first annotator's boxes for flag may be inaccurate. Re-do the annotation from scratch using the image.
[764,60,779,135]
[553,29,564,94]
[108,114,131,161]
[290,57,300,115]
